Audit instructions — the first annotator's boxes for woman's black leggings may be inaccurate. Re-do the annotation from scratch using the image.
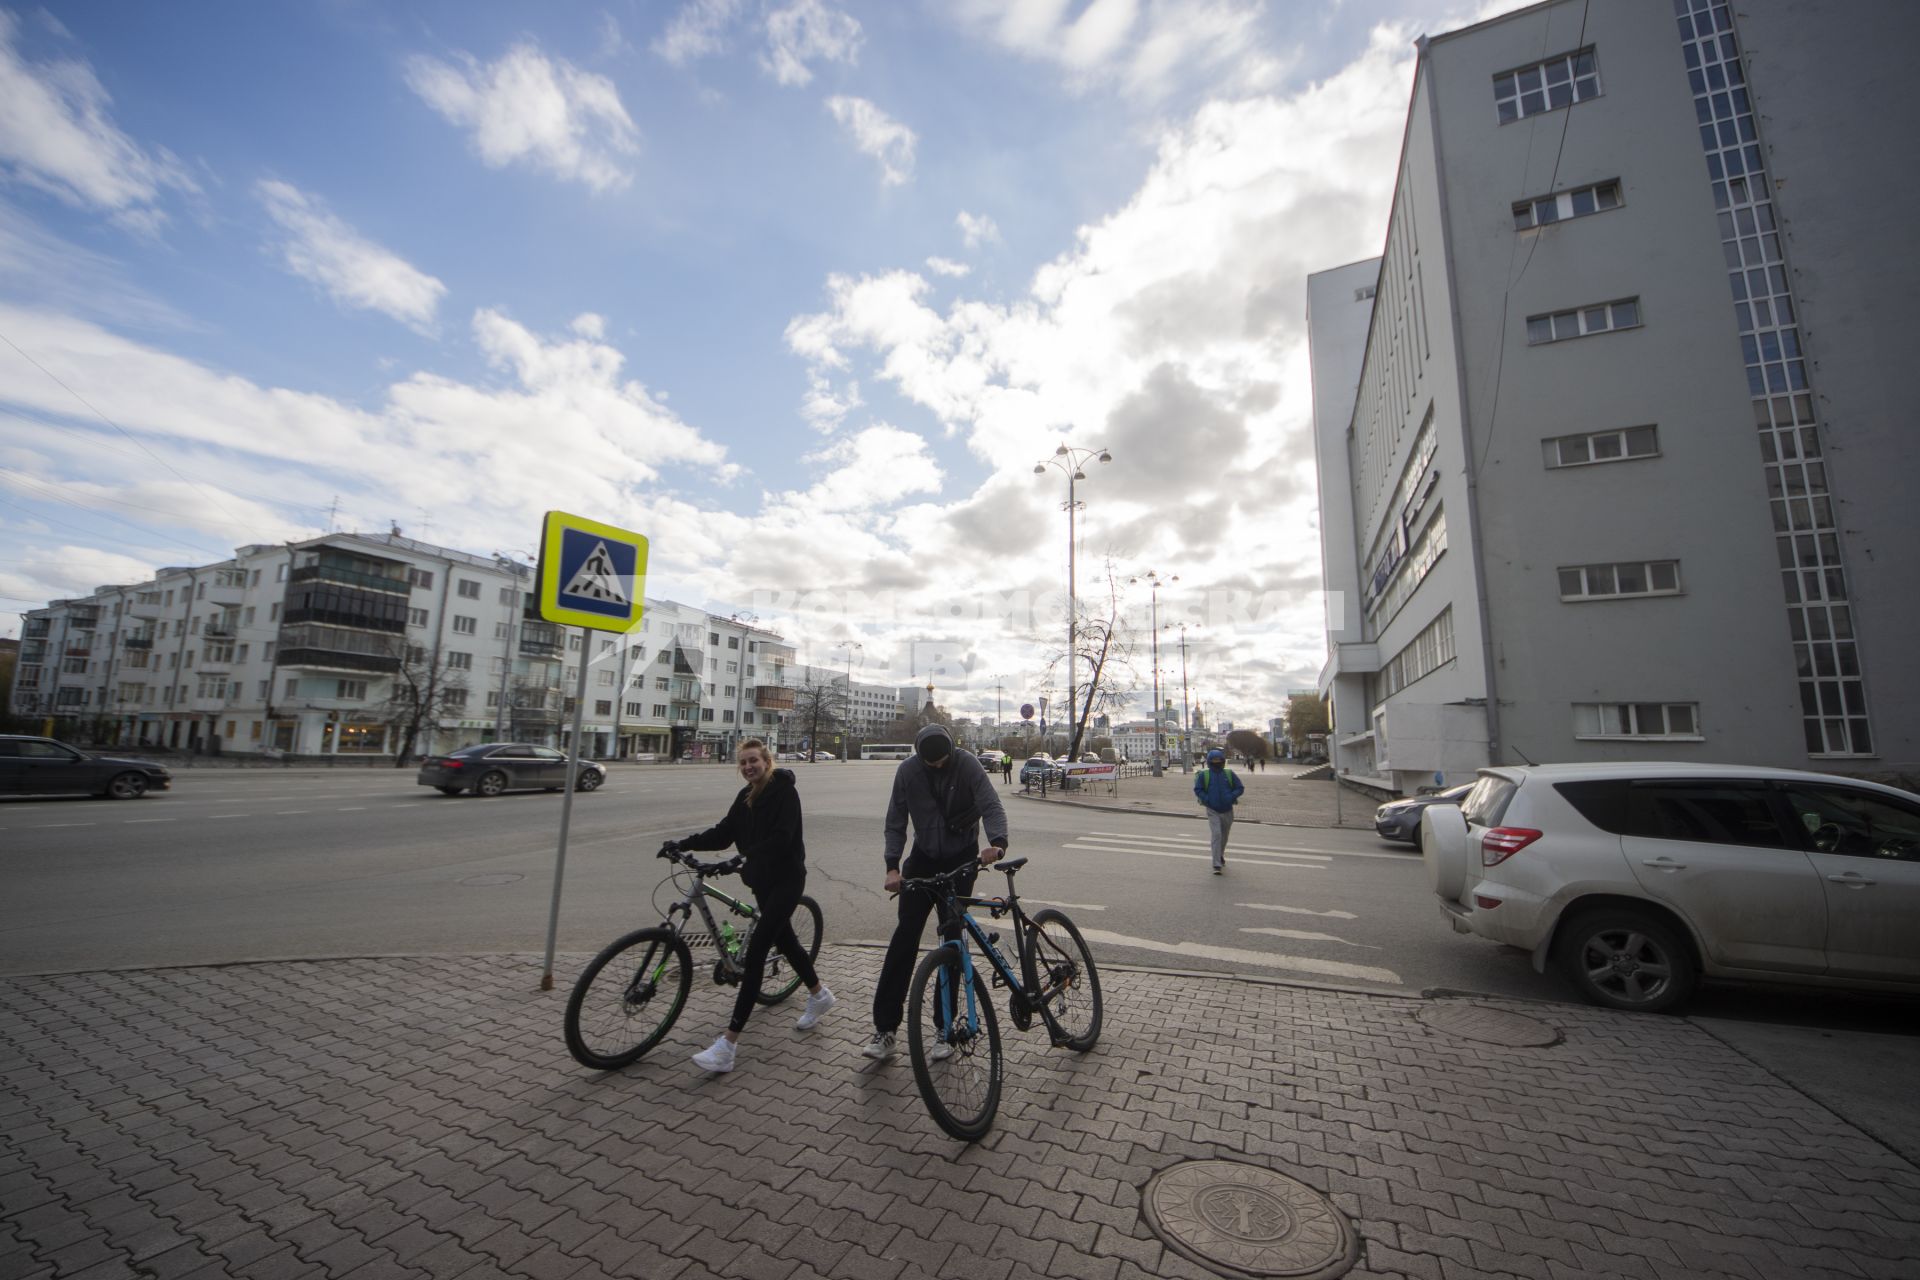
[729,879,818,1033]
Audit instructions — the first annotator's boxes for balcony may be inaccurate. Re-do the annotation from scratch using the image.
[757,642,797,664]
[123,635,154,650]
[277,647,402,674]
[64,644,92,658]
[519,622,562,657]
[21,642,47,663]
[126,596,163,619]
[24,619,50,638]
[290,562,410,595]
[202,621,236,639]
[754,685,796,711]
[68,612,99,629]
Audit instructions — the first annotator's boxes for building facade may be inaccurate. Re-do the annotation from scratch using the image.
[1309,0,1917,795]
[10,532,801,761]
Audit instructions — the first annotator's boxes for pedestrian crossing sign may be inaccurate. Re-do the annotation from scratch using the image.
[537,510,649,632]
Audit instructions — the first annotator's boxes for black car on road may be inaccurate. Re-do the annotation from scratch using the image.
[0,735,173,799]
[1373,782,1474,848]
[416,743,606,797]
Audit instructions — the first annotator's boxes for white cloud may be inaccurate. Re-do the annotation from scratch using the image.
[255,180,446,333]
[0,541,172,612]
[825,96,915,185]
[789,425,941,513]
[949,0,1281,98]
[0,12,197,227]
[799,370,862,432]
[956,210,1000,248]
[925,257,971,278]
[653,0,745,66]
[596,14,634,60]
[406,42,640,192]
[762,0,862,87]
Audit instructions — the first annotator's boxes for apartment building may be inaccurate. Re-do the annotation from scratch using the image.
[11,532,799,761]
[1309,0,1918,795]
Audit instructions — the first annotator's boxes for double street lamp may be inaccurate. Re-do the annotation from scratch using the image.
[1165,621,1195,772]
[836,641,862,763]
[1034,443,1111,757]
[1129,570,1176,777]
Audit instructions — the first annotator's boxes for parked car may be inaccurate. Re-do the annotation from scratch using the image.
[1423,762,1920,1013]
[0,735,172,800]
[975,749,1003,770]
[1020,755,1063,785]
[1374,783,1475,848]
[807,751,836,762]
[416,743,605,797]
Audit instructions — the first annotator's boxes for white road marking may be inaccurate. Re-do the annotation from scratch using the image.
[1020,899,1107,912]
[123,818,176,824]
[1074,928,1401,986]
[1237,902,1359,920]
[34,823,97,828]
[275,810,310,815]
[1075,833,1330,861]
[209,814,248,820]
[1060,842,1324,869]
[1238,926,1379,949]
[335,807,367,811]
[1083,831,1414,862]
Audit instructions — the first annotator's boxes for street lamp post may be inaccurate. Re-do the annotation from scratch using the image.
[1166,622,1194,772]
[1129,570,1176,777]
[837,641,862,763]
[1034,443,1111,759]
[728,611,756,760]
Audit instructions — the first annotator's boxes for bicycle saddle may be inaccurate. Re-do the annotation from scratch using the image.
[997,856,1029,873]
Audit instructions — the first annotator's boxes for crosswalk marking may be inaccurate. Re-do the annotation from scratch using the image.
[1021,899,1107,912]
[1072,834,1331,862]
[1060,842,1325,869]
[1238,926,1379,949]
[1237,902,1358,920]
[1074,927,1401,986]
[1083,830,1415,862]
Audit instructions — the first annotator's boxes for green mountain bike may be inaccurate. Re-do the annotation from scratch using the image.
[563,845,822,1070]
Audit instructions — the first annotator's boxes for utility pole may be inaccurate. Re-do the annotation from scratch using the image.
[838,641,862,763]
[1035,443,1111,758]
[1172,623,1193,773]
[1130,571,1175,777]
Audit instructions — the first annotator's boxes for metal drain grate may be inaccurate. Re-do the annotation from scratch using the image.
[1142,1160,1358,1278]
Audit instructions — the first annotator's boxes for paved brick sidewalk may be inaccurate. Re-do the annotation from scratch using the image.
[1014,768,1379,831]
[4,949,1916,1280]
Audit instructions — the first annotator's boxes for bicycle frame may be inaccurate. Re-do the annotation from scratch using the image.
[929,874,1056,1035]
[660,870,756,979]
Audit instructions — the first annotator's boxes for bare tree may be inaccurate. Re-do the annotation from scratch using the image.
[1042,560,1140,762]
[1284,692,1330,757]
[789,675,849,762]
[383,640,469,766]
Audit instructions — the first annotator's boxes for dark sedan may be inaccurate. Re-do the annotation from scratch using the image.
[0,735,173,799]
[416,743,606,797]
[1374,782,1474,848]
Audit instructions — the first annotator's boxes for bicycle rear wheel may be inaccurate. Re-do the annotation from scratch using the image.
[752,894,824,1006]
[907,946,1001,1141]
[1029,908,1103,1052]
[564,927,692,1069]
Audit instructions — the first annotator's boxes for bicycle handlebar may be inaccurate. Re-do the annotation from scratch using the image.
[656,844,734,878]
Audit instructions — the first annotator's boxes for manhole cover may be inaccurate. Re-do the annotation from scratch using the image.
[1142,1161,1358,1279]
[1417,1003,1560,1047]
[458,873,524,887]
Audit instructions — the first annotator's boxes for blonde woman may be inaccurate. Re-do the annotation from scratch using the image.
[667,739,834,1072]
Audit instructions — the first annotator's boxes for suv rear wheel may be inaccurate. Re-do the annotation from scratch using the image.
[1553,908,1698,1014]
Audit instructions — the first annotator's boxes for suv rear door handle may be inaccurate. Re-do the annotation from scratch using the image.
[1641,857,1687,873]
[1826,872,1876,888]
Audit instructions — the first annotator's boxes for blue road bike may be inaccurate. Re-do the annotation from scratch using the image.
[898,856,1102,1140]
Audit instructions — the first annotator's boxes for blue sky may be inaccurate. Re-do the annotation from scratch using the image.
[0,0,1518,726]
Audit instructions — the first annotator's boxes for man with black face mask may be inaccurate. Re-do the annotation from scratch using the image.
[864,723,1009,1060]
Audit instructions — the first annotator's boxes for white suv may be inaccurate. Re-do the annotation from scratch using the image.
[1422,762,1920,1013]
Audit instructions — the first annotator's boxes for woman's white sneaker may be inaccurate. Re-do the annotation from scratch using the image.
[796,986,837,1030]
[691,1036,736,1073]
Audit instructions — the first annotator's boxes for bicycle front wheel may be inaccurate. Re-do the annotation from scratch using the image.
[1029,908,1103,1052]
[907,947,1002,1141]
[563,927,692,1069]
[752,894,824,1006]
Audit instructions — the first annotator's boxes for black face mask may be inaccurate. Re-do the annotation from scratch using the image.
[917,735,952,764]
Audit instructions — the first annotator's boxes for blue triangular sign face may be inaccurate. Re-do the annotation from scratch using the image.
[560,539,630,605]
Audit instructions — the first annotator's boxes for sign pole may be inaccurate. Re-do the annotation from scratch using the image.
[541,638,592,991]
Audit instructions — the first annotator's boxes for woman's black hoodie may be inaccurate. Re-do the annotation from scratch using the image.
[678,767,805,892]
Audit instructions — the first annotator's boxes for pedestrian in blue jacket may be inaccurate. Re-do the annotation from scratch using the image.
[1193,748,1244,874]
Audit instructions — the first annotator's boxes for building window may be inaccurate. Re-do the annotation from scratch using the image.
[655,677,669,691]
[569,634,582,652]
[1527,298,1640,345]
[1544,426,1659,468]
[285,678,299,698]
[1512,179,1622,230]
[743,713,755,725]
[724,685,736,697]
[443,687,468,709]
[486,691,501,708]
[723,710,734,723]
[495,622,511,639]
[1494,47,1600,123]
[270,603,280,621]
[456,580,480,599]
[708,632,719,646]
[1382,608,1455,697]
[447,651,473,670]
[726,661,738,675]
[1353,284,1376,302]
[625,701,643,717]
[243,606,255,625]
[597,670,615,686]
[408,568,433,589]
[595,700,612,716]
[1574,702,1700,740]
[1558,561,1682,601]
[452,615,477,635]
[335,679,368,701]
[728,636,739,649]
[499,586,516,605]
[407,608,428,627]
[653,704,668,718]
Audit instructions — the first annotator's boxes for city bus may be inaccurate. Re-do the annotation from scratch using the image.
[860,743,913,761]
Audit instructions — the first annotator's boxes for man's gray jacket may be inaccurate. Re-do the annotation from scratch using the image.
[883,726,1009,870]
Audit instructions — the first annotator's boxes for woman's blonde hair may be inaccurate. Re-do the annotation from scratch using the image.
[738,738,774,802]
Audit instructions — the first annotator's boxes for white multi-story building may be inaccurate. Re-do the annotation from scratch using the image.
[10,532,799,761]
[1309,0,1917,795]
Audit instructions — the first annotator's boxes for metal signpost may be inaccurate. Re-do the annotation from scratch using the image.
[535,510,649,991]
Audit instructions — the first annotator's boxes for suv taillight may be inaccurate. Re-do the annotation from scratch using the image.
[1481,827,1542,866]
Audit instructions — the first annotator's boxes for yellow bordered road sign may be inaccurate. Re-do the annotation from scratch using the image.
[537,510,649,632]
